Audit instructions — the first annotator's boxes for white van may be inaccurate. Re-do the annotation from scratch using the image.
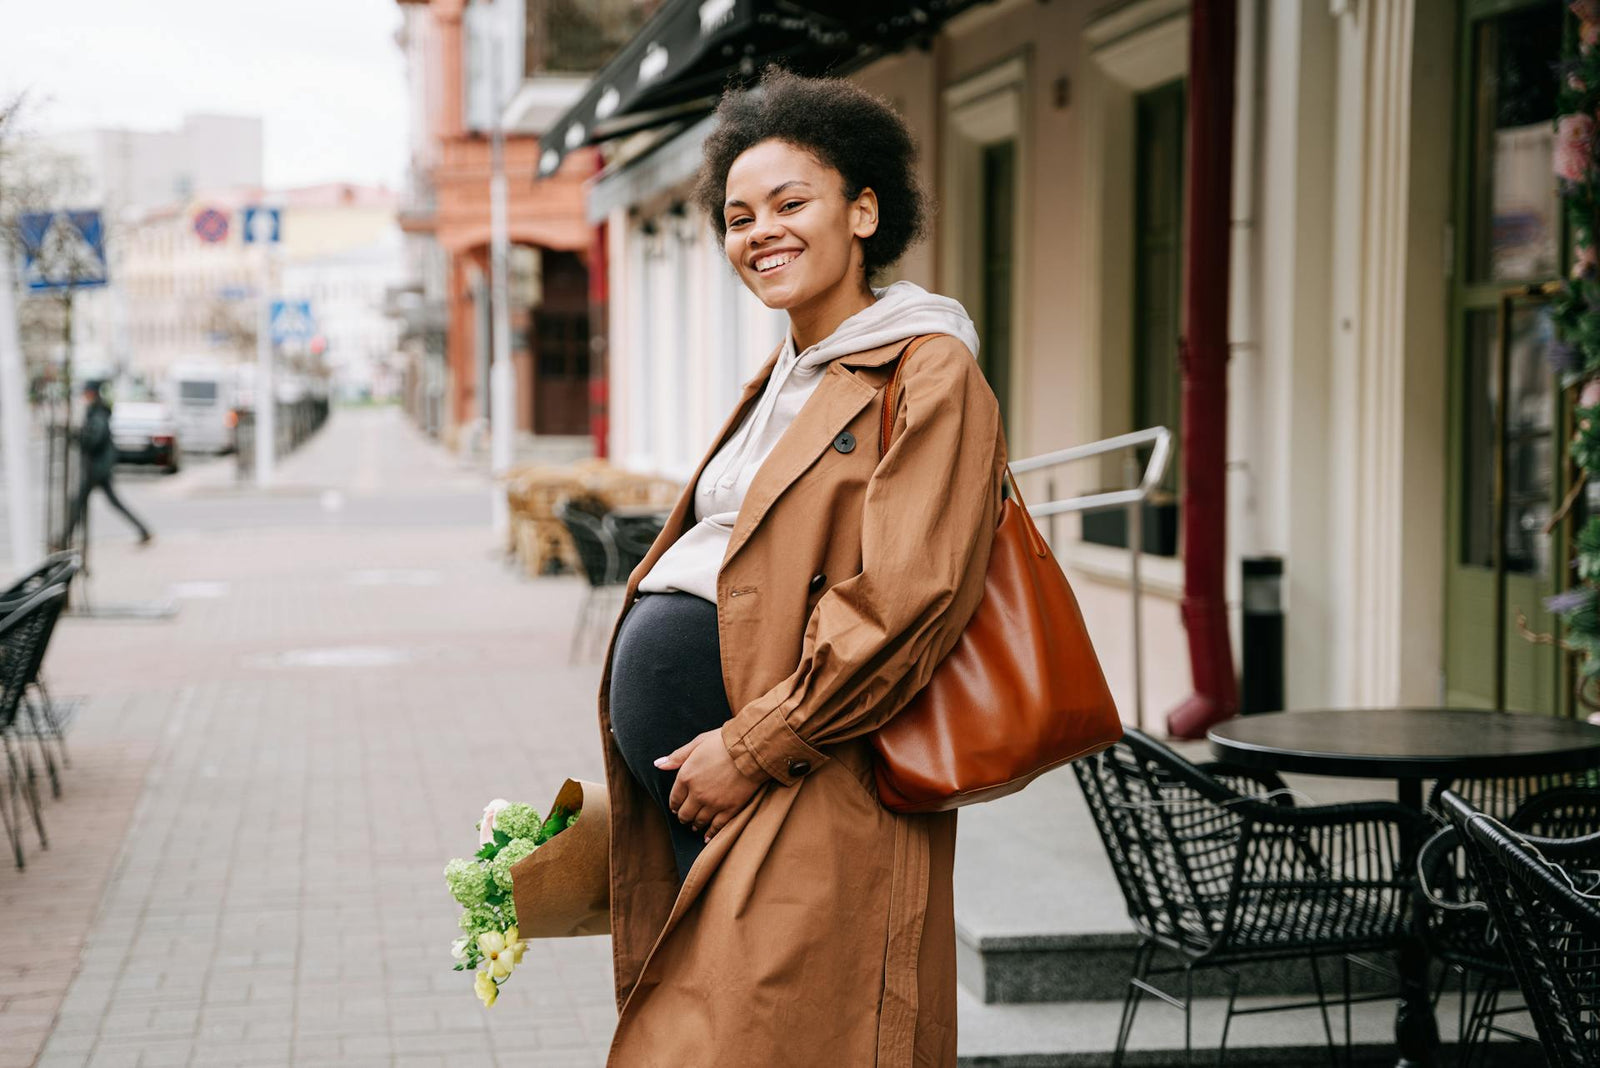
[166,360,237,454]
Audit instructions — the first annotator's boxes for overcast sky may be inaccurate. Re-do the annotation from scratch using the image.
[2,0,409,190]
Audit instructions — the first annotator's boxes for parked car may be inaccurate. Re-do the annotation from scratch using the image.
[110,401,181,474]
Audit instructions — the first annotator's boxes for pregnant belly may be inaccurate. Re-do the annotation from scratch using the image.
[609,592,732,770]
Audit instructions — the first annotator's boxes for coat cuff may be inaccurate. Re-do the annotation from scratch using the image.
[720,700,830,787]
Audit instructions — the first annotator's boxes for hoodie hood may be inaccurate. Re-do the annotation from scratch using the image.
[791,280,981,371]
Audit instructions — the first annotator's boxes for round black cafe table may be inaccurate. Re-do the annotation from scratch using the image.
[1209,707,1600,1068]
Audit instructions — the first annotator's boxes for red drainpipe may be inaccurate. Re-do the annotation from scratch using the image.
[1166,0,1240,739]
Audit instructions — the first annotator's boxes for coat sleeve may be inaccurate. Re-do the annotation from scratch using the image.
[719,339,1006,786]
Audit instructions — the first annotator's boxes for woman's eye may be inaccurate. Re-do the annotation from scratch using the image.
[780,200,803,211]
[727,217,750,228]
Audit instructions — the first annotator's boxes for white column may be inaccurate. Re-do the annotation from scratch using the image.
[0,253,37,570]
[1335,0,1451,706]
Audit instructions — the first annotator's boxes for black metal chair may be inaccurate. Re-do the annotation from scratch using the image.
[1427,770,1600,826]
[605,512,666,581]
[1074,729,1427,1067]
[0,583,69,869]
[1416,786,1600,1062]
[0,550,81,782]
[558,502,623,663]
[0,549,79,602]
[1442,790,1600,1067]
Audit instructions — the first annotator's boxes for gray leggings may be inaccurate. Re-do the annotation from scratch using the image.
[609,592,732,883]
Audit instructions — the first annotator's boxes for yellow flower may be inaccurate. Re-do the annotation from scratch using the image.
[474,968,498,1008]
[478,928,524,981]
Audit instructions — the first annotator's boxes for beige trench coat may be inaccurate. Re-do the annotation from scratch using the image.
[598,333,1006,1068]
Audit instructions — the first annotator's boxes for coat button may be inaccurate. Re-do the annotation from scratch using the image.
[787,758,811,777]
[809,573,826,592]
[833,431,855,454]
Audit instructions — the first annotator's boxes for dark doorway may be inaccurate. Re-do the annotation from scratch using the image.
[533,250,590,436]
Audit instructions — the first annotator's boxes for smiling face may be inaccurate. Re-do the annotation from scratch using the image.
[721,139,878,314]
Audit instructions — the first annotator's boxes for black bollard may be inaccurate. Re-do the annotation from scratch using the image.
[1240,556,1284,715]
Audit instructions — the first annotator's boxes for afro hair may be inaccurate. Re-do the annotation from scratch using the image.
[694,67,930,282]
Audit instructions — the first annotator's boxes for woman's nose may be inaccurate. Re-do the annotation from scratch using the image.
[748,216,785,245]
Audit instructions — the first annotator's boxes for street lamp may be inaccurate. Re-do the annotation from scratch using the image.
[486,5,513,538]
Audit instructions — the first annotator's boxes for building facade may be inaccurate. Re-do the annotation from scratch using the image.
[391,0,657,454]
[109,184,404,400]
[556,0,1566,731]
[38,115,265,379]
[44,114,264,218]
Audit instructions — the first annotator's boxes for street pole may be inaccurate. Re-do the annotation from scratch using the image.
[255,238,275,487]
[60,289,75,556]
[0,251,37,572]
[488,30,514,538]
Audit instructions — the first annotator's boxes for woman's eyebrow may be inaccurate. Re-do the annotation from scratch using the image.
[725,180,812,212]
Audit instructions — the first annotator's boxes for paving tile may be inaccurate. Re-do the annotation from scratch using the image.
[3,411,618,1066]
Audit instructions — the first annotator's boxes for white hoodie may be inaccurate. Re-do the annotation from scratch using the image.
[637,280,981,604]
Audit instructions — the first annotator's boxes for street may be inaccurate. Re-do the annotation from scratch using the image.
[0,407,617,1067]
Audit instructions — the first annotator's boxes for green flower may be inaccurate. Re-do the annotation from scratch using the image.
[458,903,504,936]
[494,803,542,841]
[488,838,538,892]
[444,858,491,908]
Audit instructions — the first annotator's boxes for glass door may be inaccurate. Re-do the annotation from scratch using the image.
[1443,0,1569,713]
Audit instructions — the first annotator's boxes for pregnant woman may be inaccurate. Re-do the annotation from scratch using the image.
[600,68,1006,1067]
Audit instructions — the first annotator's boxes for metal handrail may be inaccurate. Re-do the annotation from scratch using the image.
[1012,426,1174,518]
[1009,425,1173,729]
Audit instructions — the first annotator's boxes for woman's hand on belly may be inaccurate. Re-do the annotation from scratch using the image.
[657,730,765,842]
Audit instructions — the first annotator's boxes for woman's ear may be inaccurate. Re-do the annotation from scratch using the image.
[851,187,879,241]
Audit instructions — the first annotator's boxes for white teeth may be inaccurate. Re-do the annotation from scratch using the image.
[755,251,798,272]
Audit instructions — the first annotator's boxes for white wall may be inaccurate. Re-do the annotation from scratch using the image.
[606,202,784,480]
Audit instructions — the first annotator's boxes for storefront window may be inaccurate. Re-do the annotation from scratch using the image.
[1468,6,1563,283]
[1460,304,1555,575]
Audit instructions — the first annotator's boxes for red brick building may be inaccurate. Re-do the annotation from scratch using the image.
[393,0,651,448]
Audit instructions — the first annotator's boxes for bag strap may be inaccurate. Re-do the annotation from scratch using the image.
[878,333,1031,522]
[879,334,942,456]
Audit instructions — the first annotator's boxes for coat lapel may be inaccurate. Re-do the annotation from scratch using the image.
[627,333,931,592]
[720,362,877,569]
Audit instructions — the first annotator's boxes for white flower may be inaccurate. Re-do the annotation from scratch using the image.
[451,936,470,962]
[478,798,511,846]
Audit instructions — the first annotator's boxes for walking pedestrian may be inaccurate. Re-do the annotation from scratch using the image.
[65,382,152,546]
[601,69,1005,1067]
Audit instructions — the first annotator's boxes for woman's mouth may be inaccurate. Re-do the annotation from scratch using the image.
[753,250,801,275]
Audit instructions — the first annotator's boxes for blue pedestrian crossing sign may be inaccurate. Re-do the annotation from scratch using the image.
[269,300,315,346]
[242,205,282,244]
[17,210,108,290]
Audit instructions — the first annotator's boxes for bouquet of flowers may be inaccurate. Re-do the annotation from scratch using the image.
[444,796,579,1006]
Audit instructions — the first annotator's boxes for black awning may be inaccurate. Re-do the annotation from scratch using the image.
[537,0,995,178]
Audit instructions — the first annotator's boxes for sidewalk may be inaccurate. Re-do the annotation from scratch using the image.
[1,409,617,1067]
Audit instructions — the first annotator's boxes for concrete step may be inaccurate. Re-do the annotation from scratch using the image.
[954,984,1534,1067]
[952,750,1413,1005]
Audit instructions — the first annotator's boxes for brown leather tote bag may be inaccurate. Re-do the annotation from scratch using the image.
[869,335,1123,813]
